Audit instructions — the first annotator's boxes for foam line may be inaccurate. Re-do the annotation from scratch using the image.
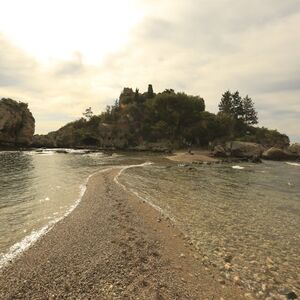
[113,162,176,223]
[0,166,117,270]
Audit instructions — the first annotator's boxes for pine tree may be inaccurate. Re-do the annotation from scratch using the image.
[218,91,233,114]
[243,95,258,125]
[232,91,244,119]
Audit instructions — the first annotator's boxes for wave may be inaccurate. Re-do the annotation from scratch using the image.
[0,162,175,270]
[113,162,176,223]
[232,165,245,170]
[286,162,300,167]
[0,163,154,269]
[0,170,95,270]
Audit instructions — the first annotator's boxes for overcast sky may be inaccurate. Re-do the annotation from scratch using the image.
[0,0,299,141]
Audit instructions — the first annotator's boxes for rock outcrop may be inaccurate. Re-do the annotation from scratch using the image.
[0,98,35,146]
[213,141,264,159]
[262,147,296,161]
[225,141,264,158]
[287,143,300,157]
[32,120,131,150]
[212,145,227,157]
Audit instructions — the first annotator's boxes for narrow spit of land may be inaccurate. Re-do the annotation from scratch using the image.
[0,167,244,299]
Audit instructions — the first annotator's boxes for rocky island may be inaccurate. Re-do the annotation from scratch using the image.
[30,85,299,161]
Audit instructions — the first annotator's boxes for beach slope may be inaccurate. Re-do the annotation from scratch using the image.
[0,167,243,299]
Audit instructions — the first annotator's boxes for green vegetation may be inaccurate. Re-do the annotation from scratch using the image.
[218,90,258,125]
[34,85,289,149]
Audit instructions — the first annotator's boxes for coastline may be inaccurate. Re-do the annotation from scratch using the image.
[0,165,244,299]
[166,150,219,164]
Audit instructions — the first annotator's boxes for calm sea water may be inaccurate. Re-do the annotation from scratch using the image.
[0,150,299,297]
[120,160,300,297]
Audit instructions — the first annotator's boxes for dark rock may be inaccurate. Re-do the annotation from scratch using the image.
[0,98,35,146]
[286,291,298,299]
[55,150,68,154]
[287,143,300,157]
[262,147,296,161]
[213,145,227,157]
[225,141,264,158]
[129,142,172,153]
[249,155,262,163]
[224,255,233,263]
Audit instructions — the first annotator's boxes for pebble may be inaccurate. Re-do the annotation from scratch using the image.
[233,276,240,285]
[286,291,298,300]
[224,263,232,271]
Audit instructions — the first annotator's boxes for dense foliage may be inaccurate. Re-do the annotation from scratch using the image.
[218,91,258,125]
[35,86,289,149]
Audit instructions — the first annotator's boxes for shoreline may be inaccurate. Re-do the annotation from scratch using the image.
[166,150,220,164]
[0,164,244,299]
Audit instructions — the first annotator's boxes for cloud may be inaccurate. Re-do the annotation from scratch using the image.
[0,0,299,142]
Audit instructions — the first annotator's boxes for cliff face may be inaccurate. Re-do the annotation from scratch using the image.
[32,121,130,149]
[0,98,35,146]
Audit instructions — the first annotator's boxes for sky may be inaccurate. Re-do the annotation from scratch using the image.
[0,0,299,141]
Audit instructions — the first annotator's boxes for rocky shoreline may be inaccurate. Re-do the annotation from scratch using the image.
[0,167,244,299]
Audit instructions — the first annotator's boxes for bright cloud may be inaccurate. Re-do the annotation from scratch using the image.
[0,0,299,141]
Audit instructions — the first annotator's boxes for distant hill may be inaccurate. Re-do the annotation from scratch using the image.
[32,85,289,151]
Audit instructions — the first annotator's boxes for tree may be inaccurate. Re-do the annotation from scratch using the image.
[232,91,244,119]
[243,95,258,125]
[147,84,154,98]
[218,91,258,125]
[218,91,233,114]
[82,107,93,120]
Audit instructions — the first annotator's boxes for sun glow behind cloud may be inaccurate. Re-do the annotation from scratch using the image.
[0,0,299,141]
[0,0,143,63]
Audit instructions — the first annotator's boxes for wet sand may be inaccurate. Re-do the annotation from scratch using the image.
[0,167,244,299]
[167,150,219,164]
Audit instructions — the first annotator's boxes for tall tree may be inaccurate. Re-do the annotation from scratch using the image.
[218,91,233,114]
[232,91,244,119]
[243,95,258,125]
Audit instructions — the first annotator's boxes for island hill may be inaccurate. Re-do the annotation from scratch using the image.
[1,85,299,160]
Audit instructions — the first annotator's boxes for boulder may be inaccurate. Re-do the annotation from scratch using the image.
[262,147,296,160]
[287,143,300,157]
[213,145,227,157]
[0,98,35,146]
[225,141,264,158]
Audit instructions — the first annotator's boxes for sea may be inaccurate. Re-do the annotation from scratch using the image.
[0,149,299,298]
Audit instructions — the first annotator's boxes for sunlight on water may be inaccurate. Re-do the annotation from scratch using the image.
[0,150,132,263]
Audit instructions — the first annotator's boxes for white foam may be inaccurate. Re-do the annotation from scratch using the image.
[0,163,171,270]
[0,167,107,270]
[0,220,57,269]
[286,162,300,167]
[232,165,245,170]
[113,162,176,223]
